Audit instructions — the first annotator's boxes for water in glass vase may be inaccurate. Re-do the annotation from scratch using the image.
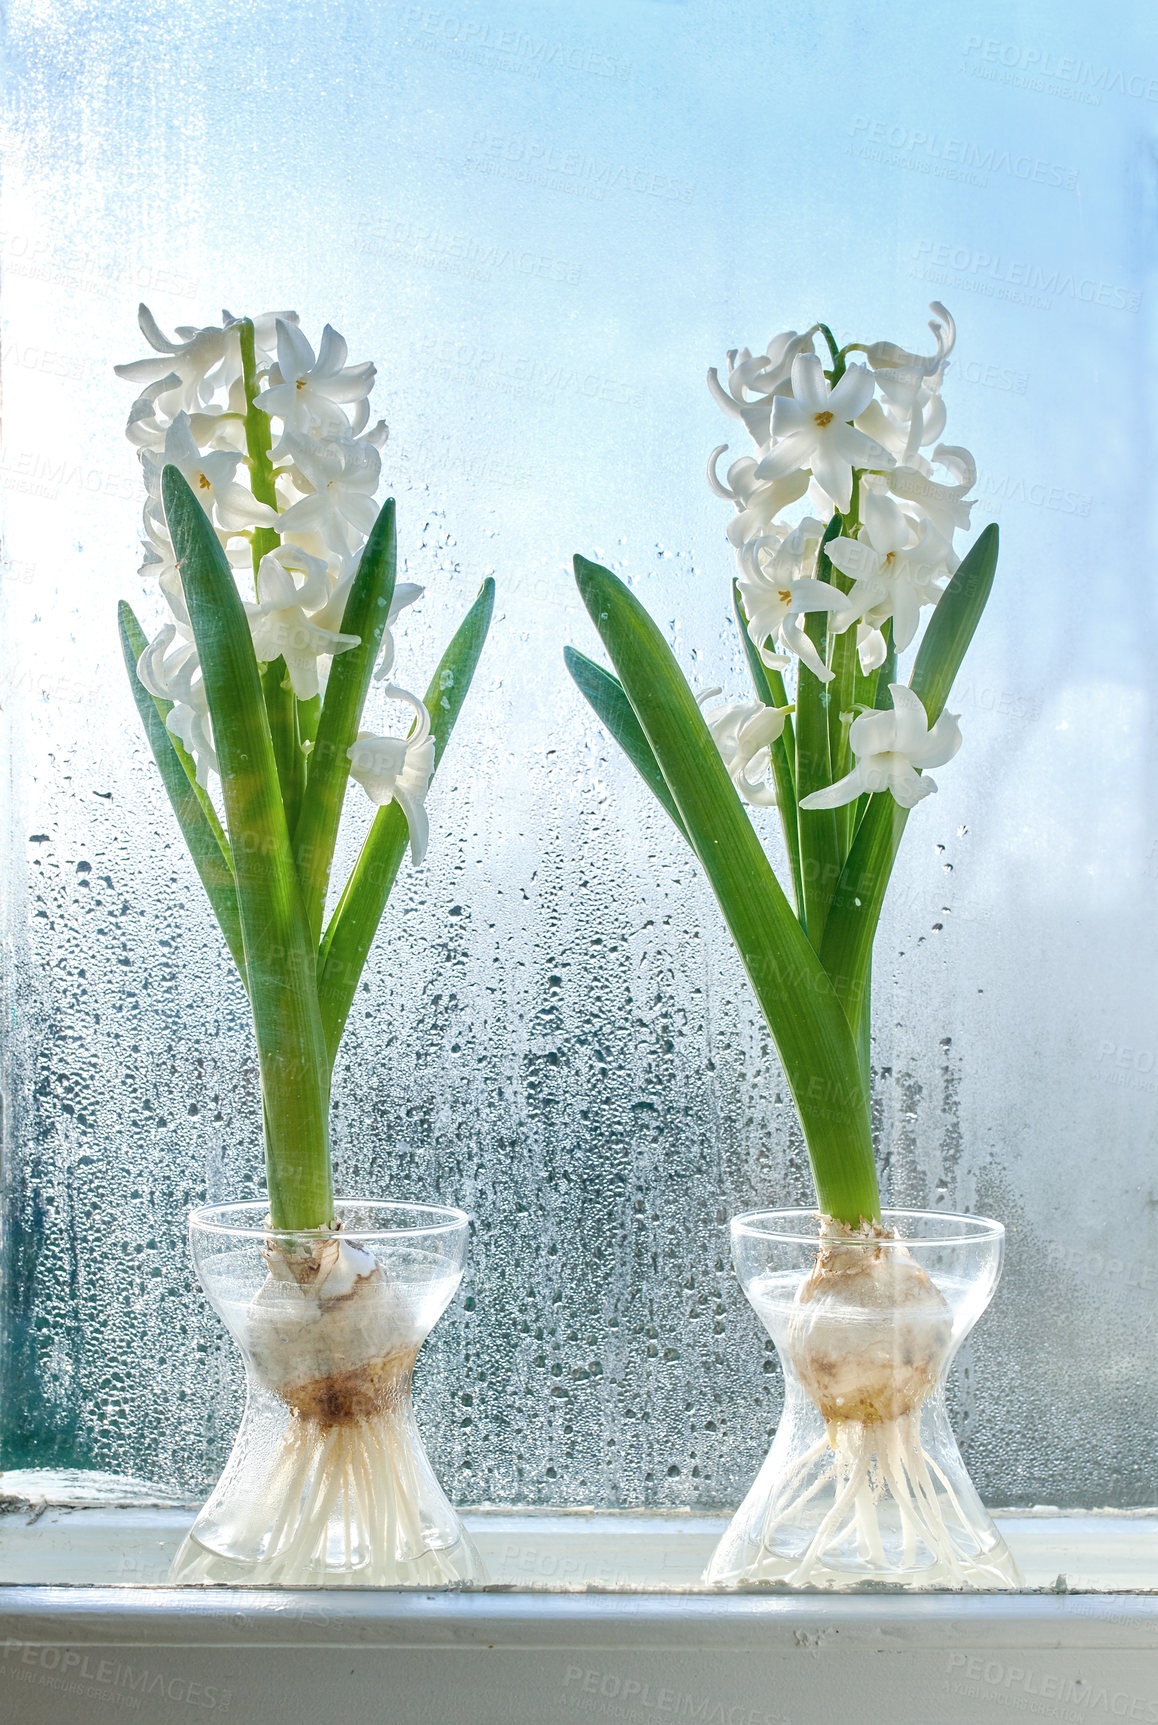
[170,1201,484,1586]
[705,1210,1020,1590]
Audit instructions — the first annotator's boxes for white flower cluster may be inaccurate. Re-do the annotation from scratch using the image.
[117,306,435,860]
[706,303,974,810]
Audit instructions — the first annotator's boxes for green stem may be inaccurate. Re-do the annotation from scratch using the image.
[298,694,321,759]
[817,322,841,377]
[795,516,843,948]
[236,318,303,827]
[733,583,802,919]
[237,319,281,574]
[263,658,305,837]
[826,477,862,859]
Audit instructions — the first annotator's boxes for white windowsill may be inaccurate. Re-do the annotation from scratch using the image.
[0,1476,1155,1724]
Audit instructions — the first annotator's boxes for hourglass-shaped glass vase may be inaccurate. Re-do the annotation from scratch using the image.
[169,1200,484,1587]
[706,1209,1020,1591]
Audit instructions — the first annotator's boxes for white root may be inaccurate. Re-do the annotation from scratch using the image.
[742,1409,1015,1588]
[171,1397,480,1585]
[709,1217,1020,1589]
[170,1236,480,1586]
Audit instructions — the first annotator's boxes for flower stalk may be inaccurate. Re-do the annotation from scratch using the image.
[567,304,995,1225]
[117,307,494,1231]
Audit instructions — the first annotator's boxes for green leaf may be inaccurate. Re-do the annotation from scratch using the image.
[118,601,247,985]
[564,647,690,844]
[573,555,877,1225]
[820,524,999,1028]
[909,522,999,723]
[163,465,332,1232]
[317,577,495,1064]
[293,499,397,944]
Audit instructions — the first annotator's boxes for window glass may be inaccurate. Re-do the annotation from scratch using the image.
[1,0,1154,1513]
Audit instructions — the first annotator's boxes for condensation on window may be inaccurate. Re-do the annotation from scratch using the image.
[0,0,1154,1510]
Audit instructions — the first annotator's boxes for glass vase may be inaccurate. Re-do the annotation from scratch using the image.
[705,1208,1020,1590]
[169,1200,485,1586]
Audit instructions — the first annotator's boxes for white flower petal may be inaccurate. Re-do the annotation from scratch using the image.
[315,324,348,377]
[277,316,316,381]
[755,430,815,482]
[790,352,829,412]
[827,420,896,473]
[912,707,963,770]
[887,759,936,807]
[856,625,888,673]
[827,362,874,421]
[799,764,868,810]
[808,439,853,513]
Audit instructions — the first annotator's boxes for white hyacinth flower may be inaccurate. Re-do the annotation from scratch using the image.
[246,546,362,700]
[707,304,976,690]
[707,448,811,549]
[699,689,792,807]
[146,412,279,534]
[756,354,894,514]
[736,517,851,685]
[347,689,435,864]
[825,492,949,667]
[799,684,961,811]
[114,306,228,414]
[862,302,956,375]
[888,445,977,550]
[118,306,429,828]
[706,329,817,445]
[137,625,217,787]
[371,583,425,682]
[277,432,383,555]
[258,319,377,444]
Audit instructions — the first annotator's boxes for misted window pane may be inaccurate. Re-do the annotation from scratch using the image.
[1,0,1153,1515]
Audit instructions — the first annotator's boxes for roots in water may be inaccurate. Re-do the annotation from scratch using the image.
[706,1217,1021,1589]
[745,1409,1018,1588]
[171,1235,482,1585]
[171,1398,480,1585]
